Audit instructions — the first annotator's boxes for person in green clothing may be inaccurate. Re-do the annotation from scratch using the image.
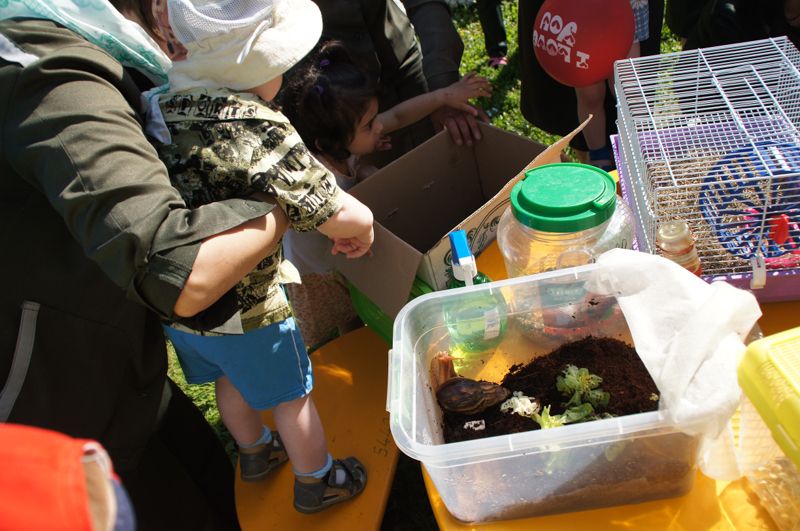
[0,0,290,528]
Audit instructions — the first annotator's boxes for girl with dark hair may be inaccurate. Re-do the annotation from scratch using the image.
[281,40,490,186]
[279,40,491,349]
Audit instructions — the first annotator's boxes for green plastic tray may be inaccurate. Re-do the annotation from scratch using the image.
[348,277,433,344]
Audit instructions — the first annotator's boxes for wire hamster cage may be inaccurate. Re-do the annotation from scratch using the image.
[614,37,800,301]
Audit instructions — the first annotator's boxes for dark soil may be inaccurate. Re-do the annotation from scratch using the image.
[443,336,660,443]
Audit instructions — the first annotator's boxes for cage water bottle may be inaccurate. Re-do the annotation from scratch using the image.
[443,230,508,354]
[656,220,702,275]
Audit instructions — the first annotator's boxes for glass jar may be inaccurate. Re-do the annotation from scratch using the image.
[497,163,634,278]
[656,220,702,275]
[497,163,634,341]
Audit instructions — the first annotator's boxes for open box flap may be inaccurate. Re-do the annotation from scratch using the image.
[456,116,592,234]
[337,119,589,317]
[347,129,482,253]
[334,222,422,319]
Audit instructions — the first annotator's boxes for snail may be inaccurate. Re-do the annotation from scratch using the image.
[430,351,511,416]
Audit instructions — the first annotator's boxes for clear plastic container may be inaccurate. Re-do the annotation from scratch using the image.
[737,327,800,531]
[389,264,700,523]
[497,163,634,278]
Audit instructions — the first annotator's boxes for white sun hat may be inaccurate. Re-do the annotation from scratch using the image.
[166,0,322,91]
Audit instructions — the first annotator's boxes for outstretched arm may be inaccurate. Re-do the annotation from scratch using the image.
[378,73,491,134]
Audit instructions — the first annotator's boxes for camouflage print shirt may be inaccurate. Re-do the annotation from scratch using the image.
[157,88,343,334]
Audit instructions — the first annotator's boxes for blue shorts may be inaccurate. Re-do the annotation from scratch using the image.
[163,318,313,410]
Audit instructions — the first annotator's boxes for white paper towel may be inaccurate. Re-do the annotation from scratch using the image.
[588,249,762,479]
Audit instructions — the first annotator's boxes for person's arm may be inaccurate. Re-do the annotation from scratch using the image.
[316,193,374,258]
[259,122,374,258]
[378,72,491,134]
[403,0,490,145]
[5,39,283,321]
[173,208,288,317]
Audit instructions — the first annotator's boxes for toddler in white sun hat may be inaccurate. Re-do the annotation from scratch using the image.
[149,0,371,513]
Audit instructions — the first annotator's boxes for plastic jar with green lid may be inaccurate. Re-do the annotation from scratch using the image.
[497,163,634,278]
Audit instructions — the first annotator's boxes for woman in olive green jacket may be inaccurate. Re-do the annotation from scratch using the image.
[0,2,288,528]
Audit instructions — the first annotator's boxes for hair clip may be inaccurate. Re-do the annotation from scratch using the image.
[313,84,324,95]
[319,59,331,68]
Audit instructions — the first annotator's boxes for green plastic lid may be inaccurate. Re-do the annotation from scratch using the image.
[510,163,617,232]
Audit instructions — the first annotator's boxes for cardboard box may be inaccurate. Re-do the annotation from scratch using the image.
[334,120,589,319]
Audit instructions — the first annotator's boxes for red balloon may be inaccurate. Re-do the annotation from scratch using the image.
[533,0,635,88]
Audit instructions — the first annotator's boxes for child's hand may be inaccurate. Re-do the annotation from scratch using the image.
[440,72,492,115]
[330,227,374,259]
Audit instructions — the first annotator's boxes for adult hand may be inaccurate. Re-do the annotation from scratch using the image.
[430,104,490,147]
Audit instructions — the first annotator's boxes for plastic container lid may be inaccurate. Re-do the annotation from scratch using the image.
[738,326,800,469]
[510,163,617,232]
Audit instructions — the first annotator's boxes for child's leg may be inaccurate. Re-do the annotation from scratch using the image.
[629,41,641,60]
[275,393,368,513]
[216,375,288,482]
[272,393,329,474]
[575,82,612,168]
[215,375,264,445]
[476,0,508,64]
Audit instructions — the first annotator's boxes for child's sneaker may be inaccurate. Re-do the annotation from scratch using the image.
[238,432,288,482]
[488,55,508,69]
[293,457,367,513]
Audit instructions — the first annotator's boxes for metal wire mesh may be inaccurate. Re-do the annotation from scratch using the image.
[615,37,800,284]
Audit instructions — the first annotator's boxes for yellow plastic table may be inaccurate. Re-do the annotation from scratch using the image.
[235,326,398,531]
[423,241,799,530]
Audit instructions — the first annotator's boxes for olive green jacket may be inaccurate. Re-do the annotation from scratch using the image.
[0,20,272,470]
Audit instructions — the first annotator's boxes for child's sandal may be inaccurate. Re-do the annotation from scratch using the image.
[293,457,368,514]
[239,432,288,482]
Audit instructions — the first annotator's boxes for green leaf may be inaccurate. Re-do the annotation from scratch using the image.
[532,405,567,430]
[562,403,595,423]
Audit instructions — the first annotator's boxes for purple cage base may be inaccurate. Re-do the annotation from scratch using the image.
[611,134,800,303]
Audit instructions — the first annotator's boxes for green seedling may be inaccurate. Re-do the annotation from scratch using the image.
[532,405,566,429]
[531,403,596,430]
[556,365,610,408]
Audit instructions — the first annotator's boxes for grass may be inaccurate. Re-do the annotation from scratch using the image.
[167,2,684,526]
[167,342,236,461]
